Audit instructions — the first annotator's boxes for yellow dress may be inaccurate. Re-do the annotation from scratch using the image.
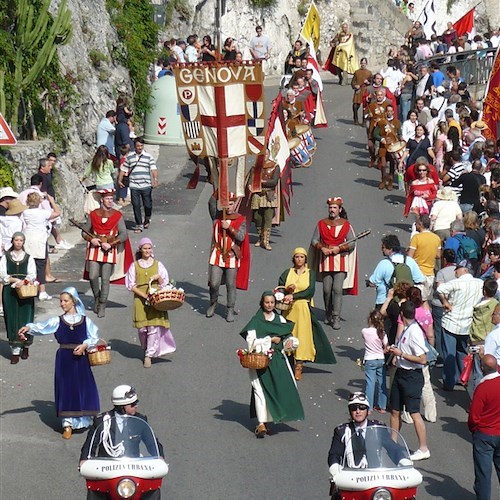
[283,268,315,362]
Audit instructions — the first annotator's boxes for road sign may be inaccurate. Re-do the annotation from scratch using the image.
[0,113,17,145]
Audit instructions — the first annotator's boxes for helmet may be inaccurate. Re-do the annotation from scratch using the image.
[112,385,138,406]
[348,392,369,408]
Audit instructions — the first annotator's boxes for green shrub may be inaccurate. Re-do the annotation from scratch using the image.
[0,153,15,188]
[89,49,108,67]
[106,0,159,120]
[249,0,276,7]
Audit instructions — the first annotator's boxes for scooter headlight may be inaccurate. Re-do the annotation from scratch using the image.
[117,478,136,498]
[372,488,392,500]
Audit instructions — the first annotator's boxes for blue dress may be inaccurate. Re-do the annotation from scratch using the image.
[27,313,100,428]
[54,316,100,419]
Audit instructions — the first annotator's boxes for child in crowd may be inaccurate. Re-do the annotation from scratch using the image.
[362,310,388,413]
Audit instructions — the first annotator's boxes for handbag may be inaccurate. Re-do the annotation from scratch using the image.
[459,353,474,386]
[416,320,438,366]
[122,156,140,187]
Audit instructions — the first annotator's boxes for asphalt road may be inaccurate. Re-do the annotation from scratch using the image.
[1,76,495,500]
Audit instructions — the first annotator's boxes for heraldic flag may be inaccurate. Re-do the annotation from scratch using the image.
[482,47,500,142]
[174,61,267,206]
[300,1,321,52]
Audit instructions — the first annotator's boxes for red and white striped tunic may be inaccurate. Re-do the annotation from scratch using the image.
[85,211,122,265]
[209,216,244,269]
[318,219,353,273]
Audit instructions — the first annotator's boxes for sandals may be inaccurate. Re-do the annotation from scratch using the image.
[143,220,150,229]
[255,423,267,439]
[294,362,303,381]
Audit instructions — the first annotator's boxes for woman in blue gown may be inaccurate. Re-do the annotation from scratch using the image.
[18,287,100,439]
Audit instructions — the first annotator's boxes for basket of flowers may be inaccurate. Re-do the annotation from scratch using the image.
[87,339,111,366]
[16,279,39,299]
[237,347,274,370]
[273,286,293,312]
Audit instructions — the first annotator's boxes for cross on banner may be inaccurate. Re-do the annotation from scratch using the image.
[199,86,246,158]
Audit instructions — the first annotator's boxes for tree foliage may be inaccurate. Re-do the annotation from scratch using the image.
[107,0,159,120]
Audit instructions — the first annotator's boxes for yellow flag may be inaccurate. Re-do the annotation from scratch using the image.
[300,1,321,51]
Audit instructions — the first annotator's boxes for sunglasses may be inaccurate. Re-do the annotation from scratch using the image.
[350,404,369,411]
[129,400,139,407]
[418,169,428,172]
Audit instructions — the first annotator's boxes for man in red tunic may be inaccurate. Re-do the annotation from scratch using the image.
[310,197,358,330]
[82,189,132,317]
[207,193,250,322]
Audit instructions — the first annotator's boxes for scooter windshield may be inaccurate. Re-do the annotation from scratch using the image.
[86,415,161,459]
[342,425,412,470]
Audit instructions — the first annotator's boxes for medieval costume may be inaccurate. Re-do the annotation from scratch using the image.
[0,232,36,362]
[207,193,250,322]
[126,237,176,368]
[373,111,403,191]
[239,291,304,437]
[310,198,358,330]
[250,158,280,250]
[351,62,372,125]
[323,24,359,84]
[82,189,133,317]
[21,287,100,437]
[278,247,336,381]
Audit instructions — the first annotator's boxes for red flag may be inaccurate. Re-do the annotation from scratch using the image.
[482,48,500,142]
[453,8,474,37]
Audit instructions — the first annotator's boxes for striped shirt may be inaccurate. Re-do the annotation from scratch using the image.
[437,273,483,335]
[121,152,157,189]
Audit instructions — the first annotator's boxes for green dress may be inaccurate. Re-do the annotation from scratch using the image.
[132,260,170,329]
[2,252,34,350]
[278,268,336,364]
[240,309,305,422]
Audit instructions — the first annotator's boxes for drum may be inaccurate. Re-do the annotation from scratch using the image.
[386,140,406,164]
[289,138,312,168]
[296,124,317,155]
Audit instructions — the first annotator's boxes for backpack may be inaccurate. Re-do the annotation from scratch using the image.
[454,234,480,262]
[387,255,414,288]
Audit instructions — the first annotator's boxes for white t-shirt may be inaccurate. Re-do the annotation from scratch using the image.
[22,208,52,233]
[430,200,462,231]
[396,322,427,370]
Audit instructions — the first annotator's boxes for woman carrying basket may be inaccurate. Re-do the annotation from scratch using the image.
[239,291,304,438]
[126,237,176,368]
[0,232,37,364]
[17,287,100,439]
[278,247,336,381]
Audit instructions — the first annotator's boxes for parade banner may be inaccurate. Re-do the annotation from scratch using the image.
[174,61,266,159]
[482,47,500,142]
[300,1,321,51]
[175,61,266,206]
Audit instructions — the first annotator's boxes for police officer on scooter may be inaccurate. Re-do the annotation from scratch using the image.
[327,392,409,497]
[80,385,164,499]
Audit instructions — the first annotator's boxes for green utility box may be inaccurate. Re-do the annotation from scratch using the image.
[144,76,184,145]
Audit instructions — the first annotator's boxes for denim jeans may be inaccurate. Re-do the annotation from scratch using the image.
[131,187,153,226]
[364,359,388,410]
[472,431,500,500]
[442,328,468,389]
[431,304,444,361]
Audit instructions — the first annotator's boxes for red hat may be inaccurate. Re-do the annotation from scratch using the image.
[326,196,343,206]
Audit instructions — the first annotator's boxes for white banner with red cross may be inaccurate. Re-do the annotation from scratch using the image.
[174,61,266,206]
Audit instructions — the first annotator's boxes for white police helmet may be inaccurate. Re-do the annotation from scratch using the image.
[112,385,138,406]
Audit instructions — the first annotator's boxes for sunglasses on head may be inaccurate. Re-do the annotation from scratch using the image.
[125,387,137,399]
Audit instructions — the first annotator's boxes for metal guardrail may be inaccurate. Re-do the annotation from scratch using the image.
[415,47,497,101]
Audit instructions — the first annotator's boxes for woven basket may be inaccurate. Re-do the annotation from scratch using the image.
[16,284,39,299]
[150,289,185,311]
[274,286,293,312]
[240,352,270,370]
[87,339,111,366]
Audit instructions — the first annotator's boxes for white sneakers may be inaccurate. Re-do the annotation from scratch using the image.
[55,240,74,250]
[39,292,53,301]
[410,449,430,461]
